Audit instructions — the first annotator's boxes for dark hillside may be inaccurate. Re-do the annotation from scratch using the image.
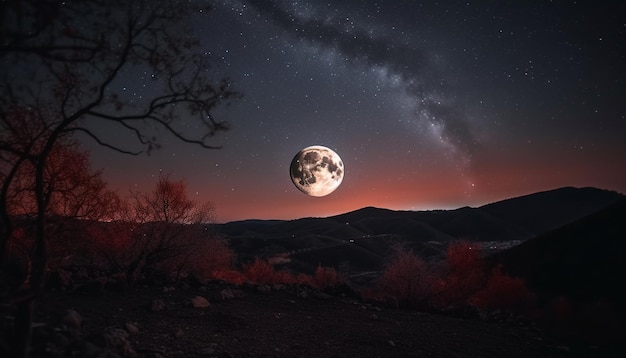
[492,197,626,307]
[431,206,526,242]
[218,187,623,266]
[480,187,622,238]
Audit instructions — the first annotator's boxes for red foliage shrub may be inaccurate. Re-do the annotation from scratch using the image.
[296,273,314,286]
[272,270,297,285]
[549,295,573,321]
[445,241,483,274]
[312,265,344,290]
[375,241,541,313]
[379,246,436,308]
[243,258,276,284]
[242,258,298,285]
[433,241,487,308]
[174,236,234,279]
[211,269,246,285]
[470,265,535,313]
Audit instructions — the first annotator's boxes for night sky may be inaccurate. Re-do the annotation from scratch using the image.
[82,0,626,223]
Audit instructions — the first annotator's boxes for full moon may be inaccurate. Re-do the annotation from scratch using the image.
[290,145,344,197]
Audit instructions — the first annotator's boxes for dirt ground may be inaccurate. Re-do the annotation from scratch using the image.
[4,282,620,357]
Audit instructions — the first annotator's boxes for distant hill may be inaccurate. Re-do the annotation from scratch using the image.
[218,187,623,275]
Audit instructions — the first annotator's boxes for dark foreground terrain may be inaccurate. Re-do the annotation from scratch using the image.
[5,282,621,358]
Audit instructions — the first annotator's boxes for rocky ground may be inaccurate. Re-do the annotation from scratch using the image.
[2,282,621,357]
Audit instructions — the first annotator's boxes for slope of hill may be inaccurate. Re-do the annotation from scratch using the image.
[489,197,626,345]
[492,197,626,306]
[219,187,623,274]
[480,186,622,237]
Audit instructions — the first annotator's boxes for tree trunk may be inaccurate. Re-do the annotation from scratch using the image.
[0,215,12,266]
[11,299,34,358]
[9,150,51,357]
[0,156,26,265]
[126,253,147,286]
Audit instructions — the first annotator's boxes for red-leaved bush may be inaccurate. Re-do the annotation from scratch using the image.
[169,236,234,280]
[433,241,487,308]
[313,265,344,290]
[445,241,481,272]
[211,269,246,285]
[296,273,314,286]
[548,295,574,321]
[242,258,278,284]
[378,241,536,313]
[271,270,297,285]
[220,258,342,288]
[241,258,300,285]
[379,246,436,308]
[470,265,535,312]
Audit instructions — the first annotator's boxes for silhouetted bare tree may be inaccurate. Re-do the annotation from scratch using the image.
[5,138,120,222]
[4,138,122,275]
[99,174,232,284]
[0,121,123,356]
[0,1,237,356]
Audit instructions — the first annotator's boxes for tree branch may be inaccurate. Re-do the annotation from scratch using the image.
[67,127,142,155]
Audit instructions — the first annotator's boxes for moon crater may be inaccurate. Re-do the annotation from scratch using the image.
[290,145,344,197]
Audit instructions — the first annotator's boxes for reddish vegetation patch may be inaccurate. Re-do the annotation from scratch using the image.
[377,242,535,314]
[217,258,344,290]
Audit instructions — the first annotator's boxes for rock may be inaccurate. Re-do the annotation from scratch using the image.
[125,322,139,335]
[191,295,210,308]
[221,288,246,300]
[200,347,216,355]
[297,290,308,299]
[106,328,129,343]
[296,285,311,299]
[105,328,135,357]
[174,328,185,338]
[313,291,332,300]
[257,285,271,293]
[272,284,287,291]
[388,340,396,347]
[62,309,82,332]
[151,299,166,312]
[325,283,361,300]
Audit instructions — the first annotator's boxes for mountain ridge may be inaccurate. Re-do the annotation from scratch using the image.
[219,186,624,275]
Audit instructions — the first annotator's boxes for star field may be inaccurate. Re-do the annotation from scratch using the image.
[83,0,626,222]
